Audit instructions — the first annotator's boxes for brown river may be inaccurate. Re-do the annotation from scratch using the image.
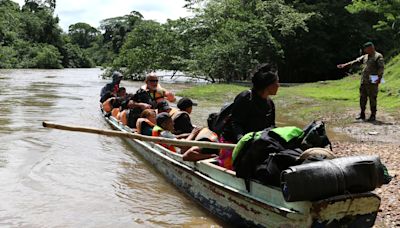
[0,69,224,227]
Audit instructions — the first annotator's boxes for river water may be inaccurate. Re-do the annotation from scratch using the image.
[0,69,223,227]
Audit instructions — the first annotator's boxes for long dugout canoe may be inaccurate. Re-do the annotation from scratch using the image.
[103,114,381,227]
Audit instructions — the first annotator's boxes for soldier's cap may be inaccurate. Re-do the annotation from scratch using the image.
[363,41,374,48]
[177,97,197,110]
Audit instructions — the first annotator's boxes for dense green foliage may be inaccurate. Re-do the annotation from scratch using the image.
[177,51,400,121]
[111,0,400,82]
[1,0,399,83]
[0,0,93,68]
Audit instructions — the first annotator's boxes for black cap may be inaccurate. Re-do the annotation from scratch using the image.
[177,98,197,110]
[156,112,171,126]
[363,41,374,48]
[157,100,171,112]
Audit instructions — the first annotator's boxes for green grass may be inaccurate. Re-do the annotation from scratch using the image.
[177,83,248,103]
[177,53,400,121]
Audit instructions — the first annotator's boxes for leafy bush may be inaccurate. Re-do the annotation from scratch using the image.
[33,44,63,69]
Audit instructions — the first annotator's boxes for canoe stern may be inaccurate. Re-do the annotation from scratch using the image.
[310,193,380,227]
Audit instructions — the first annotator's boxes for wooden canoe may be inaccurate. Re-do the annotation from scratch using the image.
[103,115,381,227]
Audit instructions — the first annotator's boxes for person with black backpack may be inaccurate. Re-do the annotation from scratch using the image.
[217,63,280,170]
[230,63,279,142]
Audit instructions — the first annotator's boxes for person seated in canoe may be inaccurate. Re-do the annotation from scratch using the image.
[156,100,174,114]
[118,100,153,128]
[219,63,280,170]
[140,72,175,104]
[100,71,123,103]
[152,113,200,152]
[136,109,157,136]
[170,97,196,135]
[102,87,127,114]
[182,127,219,162]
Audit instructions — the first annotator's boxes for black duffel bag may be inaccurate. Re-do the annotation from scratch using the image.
[281,155,386,202]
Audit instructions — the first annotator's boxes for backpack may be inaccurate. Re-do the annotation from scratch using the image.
[255,149,303,186]
[134,89,156,108]
[233,129,288,190]
[207,102,235,135]
[301,120,332,151]
[233,121,332,190]
[127,108,142,128]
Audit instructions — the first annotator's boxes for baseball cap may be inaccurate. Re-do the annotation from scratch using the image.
[157,100,171,112]
[177,98,197,110]
[156,112,171,126]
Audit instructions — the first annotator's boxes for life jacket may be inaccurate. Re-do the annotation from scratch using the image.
[119,109,128,125]
[218,136,234,170]
[170,109,187,121]
[195,128,219,142]
[111,108,120,119]
[195,128,219,155]
[141,85,165,103]
[102,97,115,113]
[102,97,122,113]
[136,118,155,134]
[152,125,177,152]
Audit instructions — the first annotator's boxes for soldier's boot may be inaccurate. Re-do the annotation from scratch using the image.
[356,112,366,120]
[367,114,376,122]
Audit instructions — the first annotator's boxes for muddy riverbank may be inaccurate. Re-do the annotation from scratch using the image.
[323,111,400,228]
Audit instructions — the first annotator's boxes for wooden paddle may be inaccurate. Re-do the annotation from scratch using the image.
[42,121,236,150]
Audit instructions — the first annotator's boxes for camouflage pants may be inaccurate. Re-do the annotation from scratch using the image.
[359,84,379,114]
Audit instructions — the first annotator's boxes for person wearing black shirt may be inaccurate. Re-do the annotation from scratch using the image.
[230,64,279,142]
[218,64,280,170]
[172,97,197,134]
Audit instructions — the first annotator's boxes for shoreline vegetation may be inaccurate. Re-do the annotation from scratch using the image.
[2,0,400,85]
[178,52,400,124]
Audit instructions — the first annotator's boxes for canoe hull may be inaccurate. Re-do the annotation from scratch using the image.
[122,128,302,227]
[104,115,380,227]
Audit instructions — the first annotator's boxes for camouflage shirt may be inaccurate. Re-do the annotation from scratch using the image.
[352,51,384,84]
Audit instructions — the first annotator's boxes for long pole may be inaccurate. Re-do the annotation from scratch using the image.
[42,122,236,150]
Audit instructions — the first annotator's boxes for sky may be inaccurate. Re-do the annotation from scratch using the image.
[12,0,192,32]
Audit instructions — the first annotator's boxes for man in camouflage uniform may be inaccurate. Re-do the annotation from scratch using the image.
[337,42,385,121]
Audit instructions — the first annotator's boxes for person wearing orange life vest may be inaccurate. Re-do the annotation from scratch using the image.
[102,87,126,113]
[140,72,175,104]
[152,113,201,153]
[136,109,156,136]
[182,128,219,162]
[118,99,152,128]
